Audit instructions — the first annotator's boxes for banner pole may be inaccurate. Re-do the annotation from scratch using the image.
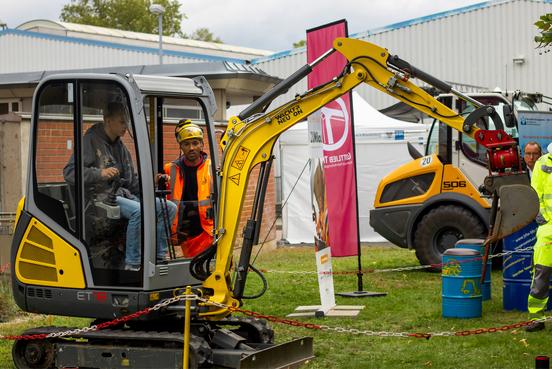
[335,22,386,298]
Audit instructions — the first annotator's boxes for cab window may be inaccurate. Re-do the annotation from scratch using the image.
[34,80,143,287]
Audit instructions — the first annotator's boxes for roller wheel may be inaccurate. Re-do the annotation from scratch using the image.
[414,205,486,271]
[12,339,55,369]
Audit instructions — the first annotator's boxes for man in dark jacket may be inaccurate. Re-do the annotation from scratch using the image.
[64,102,176,271]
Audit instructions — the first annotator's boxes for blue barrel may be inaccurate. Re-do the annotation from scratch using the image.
[502,222,552,311]
[455,239,491,301]
[442,248,482,318]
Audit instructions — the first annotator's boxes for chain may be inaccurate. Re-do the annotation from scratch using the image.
[0,242,541,341]
[1,290,549,342]
[490,245,534,259]
[0,245,536,278]
[194,295,550,339]
[318,325,412,337]
[195,295,324,330]
[259,245,536,276]
[0,294,198,341]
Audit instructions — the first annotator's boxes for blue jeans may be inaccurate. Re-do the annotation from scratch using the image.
[117,196,177,266]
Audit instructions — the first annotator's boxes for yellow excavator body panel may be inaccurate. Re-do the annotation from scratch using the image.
[15,217,85,289]
[14,197,25,227]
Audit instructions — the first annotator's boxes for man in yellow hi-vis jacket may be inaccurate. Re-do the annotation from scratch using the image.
[526,143,552,332]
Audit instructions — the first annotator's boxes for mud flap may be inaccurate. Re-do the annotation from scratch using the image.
[491,184,539,241]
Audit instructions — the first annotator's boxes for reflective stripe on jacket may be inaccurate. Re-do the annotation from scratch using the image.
[163,156,213,236]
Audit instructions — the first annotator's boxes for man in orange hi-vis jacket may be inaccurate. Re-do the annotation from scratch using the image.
[164,119,213,258]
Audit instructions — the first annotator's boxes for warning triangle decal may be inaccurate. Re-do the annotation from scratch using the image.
[229,173,241,186]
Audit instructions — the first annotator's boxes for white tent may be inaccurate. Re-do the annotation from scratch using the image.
[277,92,427,244]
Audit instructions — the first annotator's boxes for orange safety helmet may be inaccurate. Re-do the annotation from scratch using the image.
[175,119,203,143]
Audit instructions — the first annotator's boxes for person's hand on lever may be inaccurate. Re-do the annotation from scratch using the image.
[101,167,119,180]
[156,173,170,189]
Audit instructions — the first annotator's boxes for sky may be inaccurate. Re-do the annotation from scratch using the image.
[2,0,486,52]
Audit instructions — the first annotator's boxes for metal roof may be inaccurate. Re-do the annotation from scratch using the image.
[1,28,252,64]
[0,61,281,87]
[253,0,552,110]
[16,20,273,58]
[251,0,552,64]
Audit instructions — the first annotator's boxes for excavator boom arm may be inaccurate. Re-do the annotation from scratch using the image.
[200,37,523,317]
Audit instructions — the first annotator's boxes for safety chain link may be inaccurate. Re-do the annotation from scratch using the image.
[258,245,535,276]
[409,315,552,340]
[0,294,198,341]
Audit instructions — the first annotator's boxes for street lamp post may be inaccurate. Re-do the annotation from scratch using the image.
[149,4,165,65]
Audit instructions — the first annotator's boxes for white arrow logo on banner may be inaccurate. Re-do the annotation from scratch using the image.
[321,97,349,152]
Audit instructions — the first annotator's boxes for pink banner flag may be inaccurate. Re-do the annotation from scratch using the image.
[307,20,359,257]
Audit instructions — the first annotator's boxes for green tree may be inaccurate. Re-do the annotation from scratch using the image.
[293,39,306,48]
[61,0,223,42]
[61,0,184,36]
[188,28,223,44]
[534,13,552,47]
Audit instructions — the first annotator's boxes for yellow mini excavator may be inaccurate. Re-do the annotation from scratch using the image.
[10,38,538,368]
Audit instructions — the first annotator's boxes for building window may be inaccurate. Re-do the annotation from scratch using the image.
[143,98,203,123]
[0,99,21,114]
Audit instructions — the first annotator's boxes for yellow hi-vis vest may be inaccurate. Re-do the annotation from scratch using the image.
[532,153,552,223]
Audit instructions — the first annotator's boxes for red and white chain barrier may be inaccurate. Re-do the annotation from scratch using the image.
[256,246,535,276]
[0,291,546,342]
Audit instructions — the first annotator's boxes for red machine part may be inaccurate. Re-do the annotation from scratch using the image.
[474,130,521,173]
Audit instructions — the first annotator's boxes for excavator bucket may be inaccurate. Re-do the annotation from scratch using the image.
[490,184,539,241]
[233,337,314,369]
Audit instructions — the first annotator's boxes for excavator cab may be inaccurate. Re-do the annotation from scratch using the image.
[12,73,219,316]
[11,73,314,368]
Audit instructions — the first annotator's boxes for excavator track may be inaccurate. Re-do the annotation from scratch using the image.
[13,325,211,368]
[13,319,313,369]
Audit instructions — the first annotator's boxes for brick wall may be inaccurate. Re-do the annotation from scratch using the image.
[35,121,74,183]
[35,119,276,246]
[35,120,138,183]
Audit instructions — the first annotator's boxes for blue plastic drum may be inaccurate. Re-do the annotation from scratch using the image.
[455,239,491,301]
[502,222,552,311]
[442,248,482,318]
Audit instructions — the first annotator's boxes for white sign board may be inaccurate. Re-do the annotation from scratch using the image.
[517,111,552,153]
[315,247,336,313]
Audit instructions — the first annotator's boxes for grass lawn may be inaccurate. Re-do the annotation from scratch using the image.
[0,244,549,368]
